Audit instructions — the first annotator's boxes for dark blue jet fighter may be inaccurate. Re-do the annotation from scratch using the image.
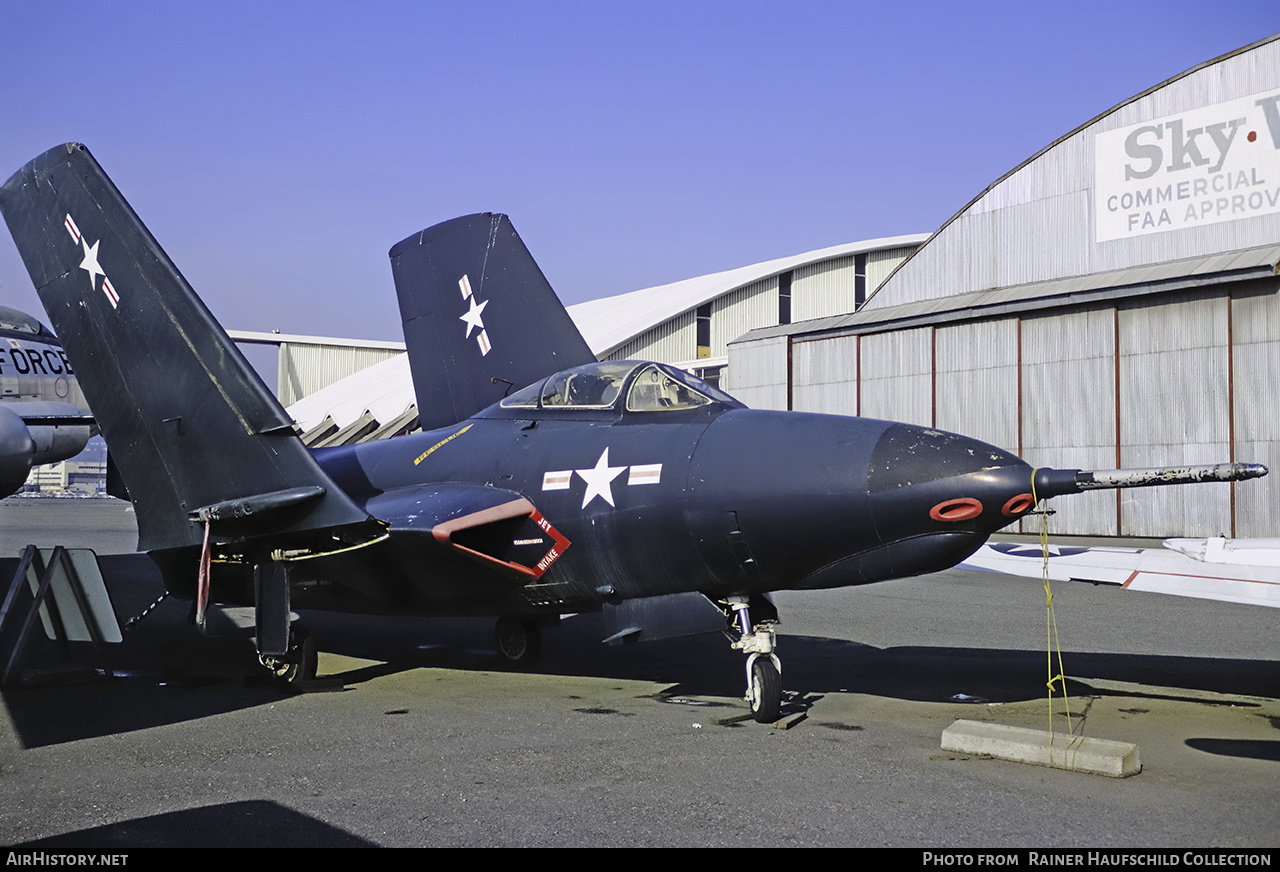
[0,144,1267,722]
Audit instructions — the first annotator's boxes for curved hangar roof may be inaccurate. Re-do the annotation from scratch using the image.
[566,235,926,359]
[286,234,927,441]
[735,33,1280,346]
[862,32,1280,314]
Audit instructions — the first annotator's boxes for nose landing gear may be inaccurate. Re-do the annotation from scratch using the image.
[725,595,781,723]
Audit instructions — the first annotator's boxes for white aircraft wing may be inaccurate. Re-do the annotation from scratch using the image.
[960,538,1280,608]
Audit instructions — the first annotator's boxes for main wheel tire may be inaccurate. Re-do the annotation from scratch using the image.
[266,629,318,685]
[495,617,542,669]
[749,657,782,723]
[294,630,318,683]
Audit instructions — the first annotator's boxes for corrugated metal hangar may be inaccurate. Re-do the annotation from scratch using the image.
[270,34,1279,540]
[228,330,405,406]
[567,235,926,386]
[729,34,1280,538]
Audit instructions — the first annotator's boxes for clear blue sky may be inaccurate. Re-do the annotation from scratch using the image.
[2,1,1277,342]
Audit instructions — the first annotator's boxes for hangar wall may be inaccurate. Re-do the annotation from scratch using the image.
[587,242,921,379]
[729,34,1280,539]
[734,283,1280,538]
[604,311,697,369]
[277,343,404,406]
[227,330,407,409]
[714,276,780,358]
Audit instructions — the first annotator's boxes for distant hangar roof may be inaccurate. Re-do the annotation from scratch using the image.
[566,234,928,358]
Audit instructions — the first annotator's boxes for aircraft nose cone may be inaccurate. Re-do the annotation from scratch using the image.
[795,424,1037,587]
[867,424,1036,540]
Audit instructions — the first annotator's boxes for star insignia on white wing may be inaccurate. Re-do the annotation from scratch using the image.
[79,238,105,291]
[1004,543,1062,557]
[574,448,627,508]
[459,295,489,338]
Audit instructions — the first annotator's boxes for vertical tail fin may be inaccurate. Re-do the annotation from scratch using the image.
[389,213,595,431]
[0,143,370,552]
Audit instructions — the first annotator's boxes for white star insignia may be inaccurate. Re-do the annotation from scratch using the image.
[459,295,488,338]
[1007,544,1061,557]
[79,238,105,291]
[574,448,627,508]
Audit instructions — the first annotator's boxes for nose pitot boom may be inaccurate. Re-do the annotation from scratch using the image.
[838,424,1267,589]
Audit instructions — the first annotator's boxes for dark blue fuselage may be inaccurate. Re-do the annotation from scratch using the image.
[302,374,1038,618]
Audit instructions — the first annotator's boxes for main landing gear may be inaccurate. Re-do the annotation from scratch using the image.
[494,616,542,669]
[260,627,318,685]
[724,595,781,723]
[251,561,317,685]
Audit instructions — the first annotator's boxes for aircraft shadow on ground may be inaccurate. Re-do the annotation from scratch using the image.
[13,800,377,849]
[5,603,1276,751]
[294,603,1280,705]
[305,612,1280,722]
[1183,737,1280,763]
[2,663,288,750]
[774,636,1280,704]
[0,552,296,749]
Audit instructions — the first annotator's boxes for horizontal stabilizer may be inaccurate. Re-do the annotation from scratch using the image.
[0,144,371,552]
[189,486,325,525]
[389,214,595,431]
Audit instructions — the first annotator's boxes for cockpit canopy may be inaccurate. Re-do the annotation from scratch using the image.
[0,305,49,336]
[498,361,743,414]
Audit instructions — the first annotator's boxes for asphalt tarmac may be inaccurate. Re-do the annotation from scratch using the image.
[0,498,1276,848]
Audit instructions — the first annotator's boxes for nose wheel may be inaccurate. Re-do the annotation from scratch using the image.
[747,654,782,722]
[725,595,782,723]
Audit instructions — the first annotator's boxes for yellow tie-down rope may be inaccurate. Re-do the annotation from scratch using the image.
[1030,470,1078,765]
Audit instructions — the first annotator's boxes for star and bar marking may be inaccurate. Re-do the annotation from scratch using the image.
[541,448,663,508]
[458,274,491,356]
[988,542,1087,558]
[64,214,119,309]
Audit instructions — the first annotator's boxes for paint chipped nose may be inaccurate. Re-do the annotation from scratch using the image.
[867,424,1037,540]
